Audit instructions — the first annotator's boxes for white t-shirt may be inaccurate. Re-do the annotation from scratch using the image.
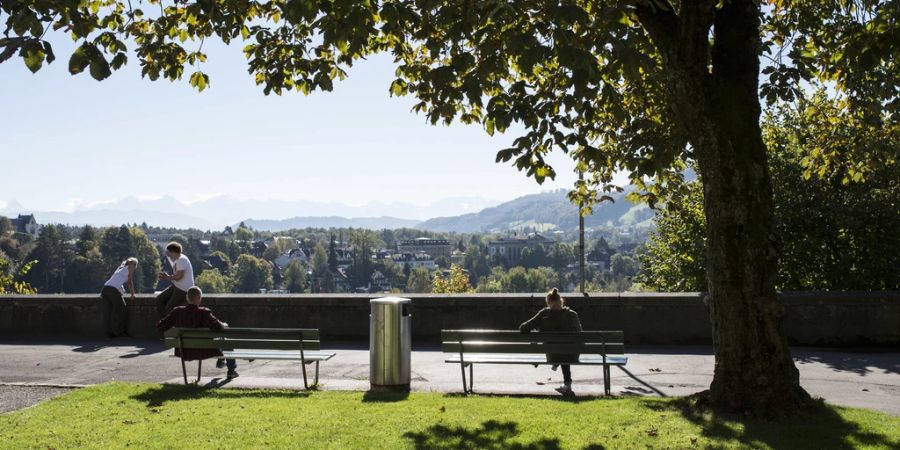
[104,264,130,294]
[169,254,194,291]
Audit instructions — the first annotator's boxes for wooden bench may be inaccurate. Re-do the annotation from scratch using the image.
[442,330,627,395]
[164,327,335,389]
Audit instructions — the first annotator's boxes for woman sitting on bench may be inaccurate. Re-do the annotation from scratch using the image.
[519,288,582,392]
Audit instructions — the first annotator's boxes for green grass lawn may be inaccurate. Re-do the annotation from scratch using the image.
[1,383,897,449]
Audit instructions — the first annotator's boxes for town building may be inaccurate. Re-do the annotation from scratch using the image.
[488,233,551,265]
[391,252,436,270]
[9,214,40,237]
[398,237,452,260]
[274,248,309,270]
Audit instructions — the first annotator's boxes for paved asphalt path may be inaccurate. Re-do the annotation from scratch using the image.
[1,338,897,415]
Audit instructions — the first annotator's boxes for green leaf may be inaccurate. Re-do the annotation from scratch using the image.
[43,41,55,64]
[110,52,127,70]
[22,44,44,73]
[189,71,209,92]
[89,55,112,81]
[68,45,90,74]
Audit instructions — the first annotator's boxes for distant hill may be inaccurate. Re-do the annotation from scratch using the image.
[241,216,421,231]
[416,190,654,233]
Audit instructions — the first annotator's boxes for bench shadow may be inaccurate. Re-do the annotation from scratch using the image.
[640,397,900,450]
[403,420,570,450]
[130,383,309,408]
[440,392,606,404]
[616,366,668,397]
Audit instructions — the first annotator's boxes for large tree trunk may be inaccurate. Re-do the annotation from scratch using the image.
[637,0,810,414]
[697,0,810,415]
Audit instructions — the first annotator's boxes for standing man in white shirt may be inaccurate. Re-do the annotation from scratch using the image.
[156,241,195,318]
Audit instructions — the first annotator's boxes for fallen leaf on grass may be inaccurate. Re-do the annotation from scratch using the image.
[646,428,658,437]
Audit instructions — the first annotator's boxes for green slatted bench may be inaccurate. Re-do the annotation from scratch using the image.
[441,330,627,395]
[164,327,335,389]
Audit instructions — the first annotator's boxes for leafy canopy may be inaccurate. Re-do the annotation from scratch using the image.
[2,1,896,202]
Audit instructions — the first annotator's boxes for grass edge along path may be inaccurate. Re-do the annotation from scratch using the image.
[1,382,897,449]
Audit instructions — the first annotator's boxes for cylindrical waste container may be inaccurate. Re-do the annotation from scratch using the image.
[370,297,411,391]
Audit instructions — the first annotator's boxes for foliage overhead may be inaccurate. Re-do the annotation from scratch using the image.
[3,1,895,203]
[639,94,900,292]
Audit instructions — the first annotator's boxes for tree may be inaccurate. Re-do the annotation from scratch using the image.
[283,260,307,293]
[24,225,73,293]
[348,229,379,288]
[0,252,36,295]
[127,227,162,293]
[327,233,338,272]
[610,254,639,279]
[211,236,241,263]
[75,225,99,257]
[234,225,253,252]
[100,226,134,273]
[406,267,432,293]
[195,268,233,294]
[208,250,233,275]
[64,248,107,293]
[432,265,474,294]
[462,246,491,284]
[311,241,332,293]
[262,244,282,262]
[7,0,896,414]
[641,96,900,292]
[502,267,531,293]
[432,255,449,269]
[232,254,274,293]
[0,217,12,235]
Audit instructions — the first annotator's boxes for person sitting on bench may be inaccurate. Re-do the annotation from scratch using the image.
[157,286,238,379]
[519,288,582,392]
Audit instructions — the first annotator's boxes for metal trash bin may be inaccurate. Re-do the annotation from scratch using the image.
[369,297,411,391]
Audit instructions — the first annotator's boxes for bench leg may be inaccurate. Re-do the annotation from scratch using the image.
[301,361,309,390]
[314,361,320,386]
[460,362,468,394]
[197,360,202,384]
[468,363,474,393]
[181,357,188,385]
[603,364,610,396]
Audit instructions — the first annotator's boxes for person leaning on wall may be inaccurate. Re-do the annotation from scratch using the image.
[101,257,137,338]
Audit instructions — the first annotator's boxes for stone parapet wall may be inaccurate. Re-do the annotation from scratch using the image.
[0,292,897,346]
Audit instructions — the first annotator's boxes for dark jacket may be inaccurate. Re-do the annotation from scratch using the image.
[519,306,583,363]
[157,304,227,361]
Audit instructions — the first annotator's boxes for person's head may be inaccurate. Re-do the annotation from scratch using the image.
[187,286,202,305]
[122,257,138,268]
[546,288,564,309]
[165,241,183,259]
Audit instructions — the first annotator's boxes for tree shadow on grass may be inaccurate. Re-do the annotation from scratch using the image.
[641,397,899,450]
[129,384,309,408]
[403,420,570,450]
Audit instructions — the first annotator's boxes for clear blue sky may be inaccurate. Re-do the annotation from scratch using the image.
[0,35,586,213]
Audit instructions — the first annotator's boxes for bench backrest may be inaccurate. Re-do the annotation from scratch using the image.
[164,327,321,351]
[441,330,625,356]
